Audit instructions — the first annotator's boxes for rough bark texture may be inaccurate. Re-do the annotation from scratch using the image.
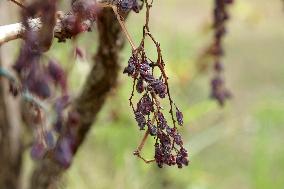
[30,8,126,189]
[0,50,23,189]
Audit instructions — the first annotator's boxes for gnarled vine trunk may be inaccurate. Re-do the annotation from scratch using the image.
[0,50,23,189]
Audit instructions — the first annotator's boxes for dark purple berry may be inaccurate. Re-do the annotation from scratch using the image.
[139,61,155,82]
[134,111,146,130]
[28,77,51,99]
[137,94,154,115]
[118,0,142,13]
[55,137,73,168]
[45,131,55,149]
[174,133,183,146]
[176,107,184,126]
[31,141,46,160]
[136,77,144,93]
[48,59,67,92]
[214,61,223,72]
[147,120,157,136]
[150,79,167,98]
[157,112,168,130]
[210,76,231,106]
[123,55,138,76]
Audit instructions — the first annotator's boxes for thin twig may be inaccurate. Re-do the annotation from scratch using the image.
[133,111,157,163]
[8,0,27,10]
[112,6,137,51]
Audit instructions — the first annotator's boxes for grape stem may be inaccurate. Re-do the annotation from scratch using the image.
[133,130,156,164]
[141,1,177,129]
[133,111,157,163]
[9,0,27,10]
[111,6,137,51]
[129,77,137,112]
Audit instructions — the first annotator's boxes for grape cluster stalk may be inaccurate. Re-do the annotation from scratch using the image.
[120,0,189,168]
[209,0,234,106]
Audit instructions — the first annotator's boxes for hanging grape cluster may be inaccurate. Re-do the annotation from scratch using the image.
[123,1,189,168]
[10,0,100,167]
[210,0,234,106]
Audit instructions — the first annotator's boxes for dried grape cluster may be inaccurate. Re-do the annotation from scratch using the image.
[210,0,234,106]
[123,1,189,168]
[7,0,101,168]
[117,0,143,13]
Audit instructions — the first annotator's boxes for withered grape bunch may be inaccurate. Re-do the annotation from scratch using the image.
[122,1,189,168]
[210,0,234,106]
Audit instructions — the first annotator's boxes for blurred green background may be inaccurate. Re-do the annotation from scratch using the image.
[2,0,284,188]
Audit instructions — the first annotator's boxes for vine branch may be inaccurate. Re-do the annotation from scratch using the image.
[0,0,121,46]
